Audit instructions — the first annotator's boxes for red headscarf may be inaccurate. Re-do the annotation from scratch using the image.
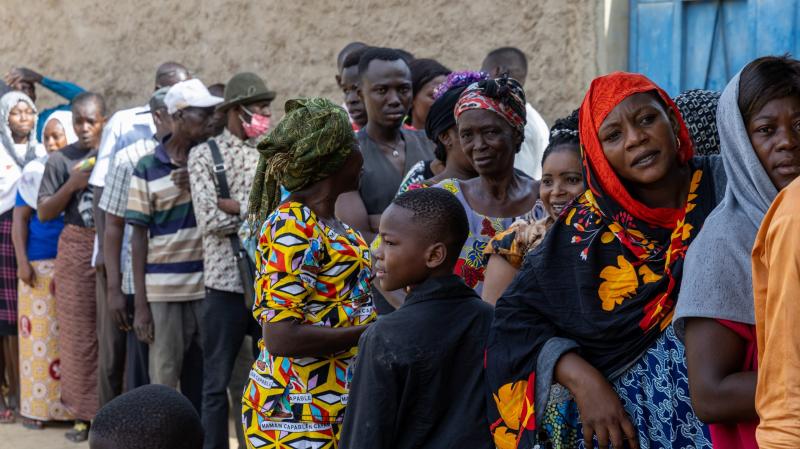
[579,72,694,229]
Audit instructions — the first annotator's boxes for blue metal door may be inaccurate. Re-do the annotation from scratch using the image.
[629,0,800,95]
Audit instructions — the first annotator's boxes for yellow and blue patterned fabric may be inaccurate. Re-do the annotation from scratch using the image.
[242,201,374,447]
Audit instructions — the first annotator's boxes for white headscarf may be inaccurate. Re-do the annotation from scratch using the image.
[0,91,40,168]
[42,110,78,147]
[18,110,78,209]
[674,71,781,335]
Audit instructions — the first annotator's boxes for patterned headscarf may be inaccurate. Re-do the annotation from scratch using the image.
[1,91,39,168]
[248,97,356,230]
[454,77,527,133]
[674,89,722,156]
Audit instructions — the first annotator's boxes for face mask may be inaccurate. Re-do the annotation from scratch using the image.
[240,106,271,139]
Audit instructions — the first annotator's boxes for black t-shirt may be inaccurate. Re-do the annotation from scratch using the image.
[38,144,97,227]
[357,128,434,215]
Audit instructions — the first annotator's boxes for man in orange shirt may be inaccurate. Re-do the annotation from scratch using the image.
[753,176,800,448]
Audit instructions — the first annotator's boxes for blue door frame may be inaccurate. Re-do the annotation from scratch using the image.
[630,0,800,96]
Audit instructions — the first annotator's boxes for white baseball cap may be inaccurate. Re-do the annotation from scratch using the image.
[164,79,223,114]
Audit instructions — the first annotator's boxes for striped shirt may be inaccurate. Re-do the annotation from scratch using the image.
[99,137,157,295]
[125,143,204,303]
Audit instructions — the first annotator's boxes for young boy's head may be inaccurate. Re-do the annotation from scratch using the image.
[89,384,204,449]
[374,188,468,291]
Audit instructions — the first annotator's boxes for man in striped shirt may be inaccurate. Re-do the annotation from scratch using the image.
[98,87,171,405]
[125,79,222,410]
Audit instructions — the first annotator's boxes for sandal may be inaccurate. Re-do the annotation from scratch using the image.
[22,418,44,429]
[65,420,89,442]
[0,409,14,424]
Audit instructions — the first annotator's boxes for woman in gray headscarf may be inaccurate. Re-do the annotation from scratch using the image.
[674,55,800,449]
[0,91,45,423]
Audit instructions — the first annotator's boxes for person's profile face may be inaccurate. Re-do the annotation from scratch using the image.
[412,74,447,127]
[341,66,367,127]
[177,106,214,143]
[374,204,431,292]
[359,59,412,129]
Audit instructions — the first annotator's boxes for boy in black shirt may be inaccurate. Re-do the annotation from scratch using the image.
[340,188,494,449]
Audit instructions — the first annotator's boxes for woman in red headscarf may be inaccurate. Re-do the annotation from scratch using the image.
[485,72,726,449]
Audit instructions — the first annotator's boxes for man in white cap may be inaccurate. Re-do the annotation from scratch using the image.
[125,79,222,410]
[97,87,172,410]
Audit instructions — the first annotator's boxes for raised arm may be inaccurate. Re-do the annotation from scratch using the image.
[38,161,91,222]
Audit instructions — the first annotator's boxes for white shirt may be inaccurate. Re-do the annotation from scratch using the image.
[0,144,46,214]
[514,102,550,180]
[89,105,155,187]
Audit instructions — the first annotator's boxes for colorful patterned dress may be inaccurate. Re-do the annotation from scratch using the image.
[242,202,376,449]
[434,179,537,296]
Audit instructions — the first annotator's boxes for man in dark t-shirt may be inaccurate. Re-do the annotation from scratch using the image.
[335,47,434,244]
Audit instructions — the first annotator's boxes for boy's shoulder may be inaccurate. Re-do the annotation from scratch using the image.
[366,293,493,341]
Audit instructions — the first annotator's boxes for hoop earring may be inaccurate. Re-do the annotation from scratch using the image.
[676,138,681,151]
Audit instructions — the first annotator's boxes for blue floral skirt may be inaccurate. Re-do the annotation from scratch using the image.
[538,326,711,449]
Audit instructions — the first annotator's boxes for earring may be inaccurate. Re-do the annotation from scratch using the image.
[676,137,681,151]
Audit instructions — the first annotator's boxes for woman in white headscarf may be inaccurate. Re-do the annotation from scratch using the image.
[11,109,76,428]
[0,91,45,423]
[675,55,800,449]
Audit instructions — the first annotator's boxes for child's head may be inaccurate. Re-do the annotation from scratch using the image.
[89,384,204,449]
[540,109,585,218]
[374,188,468,291]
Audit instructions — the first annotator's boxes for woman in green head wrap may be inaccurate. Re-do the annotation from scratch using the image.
[242,97,375,447]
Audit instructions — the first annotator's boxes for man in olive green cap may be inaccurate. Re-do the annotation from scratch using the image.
[186,72,274,449]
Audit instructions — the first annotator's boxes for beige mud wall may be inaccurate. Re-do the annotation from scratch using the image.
[0,0,603,124]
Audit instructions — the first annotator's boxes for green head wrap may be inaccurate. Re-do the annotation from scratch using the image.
[247,97,355,230]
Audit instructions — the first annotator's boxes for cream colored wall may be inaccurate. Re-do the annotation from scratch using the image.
[0,0,615,124]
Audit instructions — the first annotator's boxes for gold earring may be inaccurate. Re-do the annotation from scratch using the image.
[676,137,681,151]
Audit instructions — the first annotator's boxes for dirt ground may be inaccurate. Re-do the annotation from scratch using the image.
[1,421,89,449]
[0,417,239,449]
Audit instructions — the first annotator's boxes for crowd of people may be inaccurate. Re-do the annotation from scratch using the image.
[0,42,799,449]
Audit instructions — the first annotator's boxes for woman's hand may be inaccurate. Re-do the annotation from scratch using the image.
[555,352,639,449]
[17,262,36,286]
[572,370,639,449]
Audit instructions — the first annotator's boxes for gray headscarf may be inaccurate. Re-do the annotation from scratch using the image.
[1,91,39,168]
[674,72,779,337]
